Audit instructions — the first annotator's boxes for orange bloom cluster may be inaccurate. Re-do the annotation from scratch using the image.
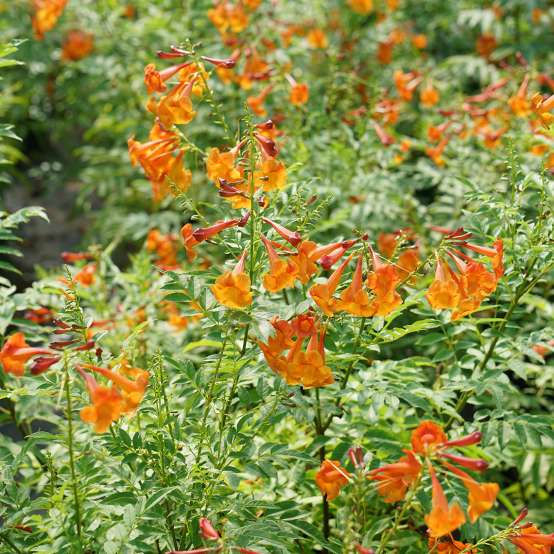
[509,523,554,553]
[369,421,499,538]
[309,247,403,318]
[61,30,94,61]
[128,123,191,200]
[258,314,333,388]
[315,460,350,500]
[208,0,260,38]
[206,122,287,209]
[31,0,67,40]
[0,333,54,377]
[77,361,149,433]
[146,229,179,270]
[163,301,203,330]
[426,228,503,320]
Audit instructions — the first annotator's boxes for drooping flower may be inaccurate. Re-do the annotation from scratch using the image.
[368,449,422,503]
[81,362,149,414]
[288,328,334,388]
[531,93,554,128]
[508,75,532,117]
[146,230,179,270]
[77,366,124,433]
[394,70,422,101]
[309,254,353,316]
[199,517,220,541]
[315,460,351,500]
[443,463,499,523]
[425,463,466,538]
[508,524,554,553]
[247,85,272,117]
[144,62,191,95]
[206,145,244,184]
[261,235,298,293]
[154,77,198,128]
[0,333,54,377]
[307,28,328,49]
[61,30,94,61]
[426,259,461,310]
[366,250,402,316]
[74,263,96,286]
[211,250,252,309]
[336,255,374,316]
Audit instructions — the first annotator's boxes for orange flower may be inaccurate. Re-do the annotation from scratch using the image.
[377,39,394,65]
[208,1,249,36]
[337,255,374,316]
[377,232,397,258]
[420,83,440,107]
[307,28,328,49]
[82,362,149,414]
[290,83,309,106]
[411,421,447,455]
[154,78,198,128]
[206,145,243,183]
[288,328,334,388]
[394,70,422,101]
[212,250,252,309]
[254,157,287,192]
[451,259,497,320]
[366,250,402,316]
[315,460,350,500]
[77,367,124,433]
[348,0,373,15]
[61,30,94,61]
[247,85,272,117]
[508,75,532,117]
[425,463,466,538]
[531,93,554,128]
[0,333,53,377]
[74,263,96,286]
[144,62,190,95]
[444,463,499,523]
[309,254,353,316]
[475,34,497,58]
[426,137,449,165]
[428,537,476,553]
[464,239,504,280]
[261,235,298,293]
[398,248,420,277]
[426,259,460,310]
[509,524,554,553]
[32,0,67,40]
[146,229,179,269]
[412,34,428,49]
[369,450,422,503]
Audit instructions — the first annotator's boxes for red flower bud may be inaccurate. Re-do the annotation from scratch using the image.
[199,518,220,541]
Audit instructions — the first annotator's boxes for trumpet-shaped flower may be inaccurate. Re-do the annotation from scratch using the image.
[337,255,374,316]
[315,460,350,500]
[310,254,353,316]
[211,250,252,309]
[261,235,298,292]
[0,333,54,377]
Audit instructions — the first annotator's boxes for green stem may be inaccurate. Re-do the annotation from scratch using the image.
[63,357,83,549]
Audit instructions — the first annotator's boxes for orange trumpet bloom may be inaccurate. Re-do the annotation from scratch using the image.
[348,0,373,14]
[315,460,350,500]
[261,235,298,292]
[509,524,554,553]
[144,62,191,95]
[309,254,353,316]
[81,362,149,414]
[531,93,554,128]
[424,464,466,538]
[247,85,272,117]
[0,333,54,377]
[288,328,334,388]
[428,537,476,553]
[337,255,374,316]
[420,83,440,107]
[307,28,328,49]
[77,367,124,433]
[444,463,499,523]
[366,250,402,316]
[426,259,460,310]
[155,77,198,128]
[74,263,96,286]
[206,145,243,184]
[411,421,447,455]
[211,250,252,309]
[368,450,422,503]
[508,75,532,117]
[146,229,179,270]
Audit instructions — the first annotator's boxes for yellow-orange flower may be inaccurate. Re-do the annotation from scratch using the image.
[206,146,243,183]
[32,0,67,40]
[261,235,298,293]
[212,250,252,309]
[348,0,373,15]
[309,254,353,316]
[412,34,428,49]
[426,259,460,310]
[508,75,532,117]
[77,367,124,433]
[337,255,374,316]
[315,460,350,500]
[420,83,440,107]
[307,28,328,49]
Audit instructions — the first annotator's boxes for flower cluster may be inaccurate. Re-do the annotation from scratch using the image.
[31,0,67,40]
